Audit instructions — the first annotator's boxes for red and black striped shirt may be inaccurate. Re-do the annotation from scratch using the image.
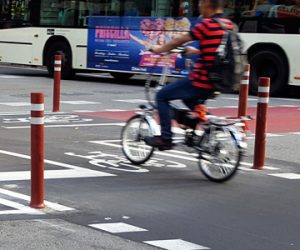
[189,14,234,89]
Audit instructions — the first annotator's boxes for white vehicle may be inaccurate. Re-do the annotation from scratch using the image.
[0,0,299,95]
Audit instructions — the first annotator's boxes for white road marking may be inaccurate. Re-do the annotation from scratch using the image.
[104,109,127,112]
[266,133,285,137]
[0,102,30,106]
[114,99,147,103]
[0,188,74,212]
[0,100,99,107]
[72,110,96,113]
[0,197,44,215]
[268,173,300,179]
[144,239,210,250]
[0,111,66,116]
[221,97,257,101]
[0,75,24,78]
[238,161,279,170]
[61,101,100,104]
[89,222,148,233]
[279,105,298,107]
[3,122,125,129]
[90,140,274,170]
[0,169,114,181]
[0,149,116,181]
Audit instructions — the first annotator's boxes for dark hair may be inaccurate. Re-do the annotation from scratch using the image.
[209,0,224,9]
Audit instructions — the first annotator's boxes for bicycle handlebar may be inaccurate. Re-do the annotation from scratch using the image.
[145,46,189,109]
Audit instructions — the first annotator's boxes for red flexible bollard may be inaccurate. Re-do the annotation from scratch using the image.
[30,93,45,208]
[238,64,250,133]
[53,54,61,112]
[238,64,250,117]
[253,77,270,170]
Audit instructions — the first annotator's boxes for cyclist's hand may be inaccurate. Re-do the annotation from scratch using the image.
[148,45,162,54]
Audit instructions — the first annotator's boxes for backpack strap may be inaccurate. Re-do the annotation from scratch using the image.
[213,18,227,30]
[213,18,239,32]
[212,18,229,58]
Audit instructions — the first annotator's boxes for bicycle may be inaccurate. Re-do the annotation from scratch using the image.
[121,48,248,182]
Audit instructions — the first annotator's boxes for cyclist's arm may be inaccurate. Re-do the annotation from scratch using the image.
[149,33,193,54]
[184,46,200,55]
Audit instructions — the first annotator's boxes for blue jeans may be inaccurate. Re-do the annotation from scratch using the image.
[156,77,214,139]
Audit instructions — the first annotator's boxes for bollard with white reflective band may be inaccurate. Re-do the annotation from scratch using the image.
[253,77,270,170]
[30,92,45,208]
[238,64,250,118]
[53,54,61,112]
[238,64,250,134]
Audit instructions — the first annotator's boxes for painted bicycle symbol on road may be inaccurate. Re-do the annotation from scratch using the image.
[65,151,187,173]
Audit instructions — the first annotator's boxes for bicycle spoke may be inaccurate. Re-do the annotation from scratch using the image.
[198,127,242,182]
[121,116,154,164]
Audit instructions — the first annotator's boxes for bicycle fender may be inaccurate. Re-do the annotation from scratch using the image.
[227,126,247,150]
[144,115,160,136]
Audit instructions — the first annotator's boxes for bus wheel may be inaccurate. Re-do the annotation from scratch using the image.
[45,41,74,79]
[249,49,288,96]
[110,72,134,81]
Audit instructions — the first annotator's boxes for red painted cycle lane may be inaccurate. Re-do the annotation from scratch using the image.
[80,106,300,134]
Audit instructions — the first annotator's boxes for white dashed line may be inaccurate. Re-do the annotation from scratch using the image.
[0,75,24,78]
[89,222,148,233]
[144,239,210,250]
[3,122,125,129]
[61,101,100,104]
[114,99,147,103]
[268,173,300,179]
[0,102,30,106]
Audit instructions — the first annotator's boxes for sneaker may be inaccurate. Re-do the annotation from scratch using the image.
[144,136,173,150]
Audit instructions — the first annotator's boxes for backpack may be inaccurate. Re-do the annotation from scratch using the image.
[207,19,246,92]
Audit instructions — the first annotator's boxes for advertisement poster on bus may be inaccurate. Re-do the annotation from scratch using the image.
[87,16,198,76]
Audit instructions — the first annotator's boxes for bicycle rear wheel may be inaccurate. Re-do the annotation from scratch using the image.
[198,126,242,182]
[121,115,154,165]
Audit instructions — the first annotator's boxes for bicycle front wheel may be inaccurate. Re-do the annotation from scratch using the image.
[198,126,242,182]
[121,115,154,165]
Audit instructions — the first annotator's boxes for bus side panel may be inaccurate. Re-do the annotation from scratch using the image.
[0,28,34,65]
[44,28,88,70]
[241,33,300,87]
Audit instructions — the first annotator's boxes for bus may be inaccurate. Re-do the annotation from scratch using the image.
[0,0,299,96]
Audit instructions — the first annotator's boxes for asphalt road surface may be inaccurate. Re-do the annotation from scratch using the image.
[0,65,299,250]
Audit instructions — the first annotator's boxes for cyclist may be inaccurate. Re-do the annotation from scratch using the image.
[144,0,234,150]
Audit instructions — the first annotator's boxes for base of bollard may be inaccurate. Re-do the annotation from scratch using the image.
[30,202,45,209]
[253,165,264,170]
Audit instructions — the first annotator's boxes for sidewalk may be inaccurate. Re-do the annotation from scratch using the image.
[0,219,160,250]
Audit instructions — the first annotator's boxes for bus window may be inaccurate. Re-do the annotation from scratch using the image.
[269,0,300,18]
[40,0,90,27]
[152,0,175,16]
[178,0,197,17]
[86,0,122,16]
[241,0,275,17]
[124,0,138,16]
[0,0,30,28]
[40,0,76,26]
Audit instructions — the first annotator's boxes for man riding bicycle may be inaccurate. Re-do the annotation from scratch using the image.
[144,0,234,150]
